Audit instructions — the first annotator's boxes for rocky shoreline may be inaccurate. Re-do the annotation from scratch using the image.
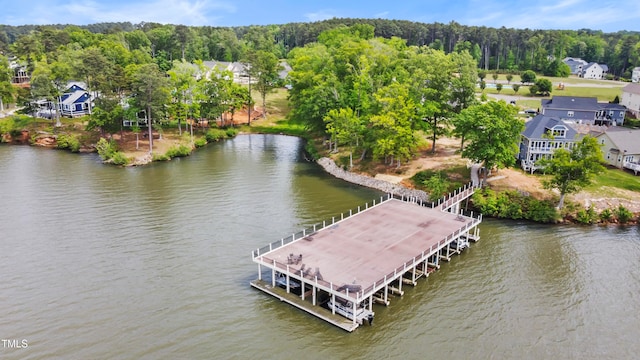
[316,157,429,202]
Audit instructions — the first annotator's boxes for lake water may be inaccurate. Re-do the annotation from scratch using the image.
[1,135,639,359]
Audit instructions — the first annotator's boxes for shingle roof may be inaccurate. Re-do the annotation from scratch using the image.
[541,96,625,112]
[542,96,599,110]
[623,83,640,95]
[603,127,640,155]
[522,115,579,140]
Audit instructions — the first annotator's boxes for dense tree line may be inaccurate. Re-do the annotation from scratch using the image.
[1,18,639,78]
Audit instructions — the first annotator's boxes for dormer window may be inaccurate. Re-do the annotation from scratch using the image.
[549,125,567,138]
[567,111,574,117]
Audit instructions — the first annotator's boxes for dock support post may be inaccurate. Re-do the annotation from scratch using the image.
[258,263,262,281]
[286,265,291,293]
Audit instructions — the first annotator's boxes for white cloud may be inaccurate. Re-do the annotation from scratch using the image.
[375,11,390,18]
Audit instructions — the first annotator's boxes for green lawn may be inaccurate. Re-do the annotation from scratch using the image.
[586,168,640,194]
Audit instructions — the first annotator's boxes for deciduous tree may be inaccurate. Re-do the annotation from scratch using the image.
[537,136,604,209]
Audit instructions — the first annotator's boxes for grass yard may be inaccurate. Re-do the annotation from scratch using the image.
[586,168,640,193]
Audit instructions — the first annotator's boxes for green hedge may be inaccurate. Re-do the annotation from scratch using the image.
[471,188,560,223]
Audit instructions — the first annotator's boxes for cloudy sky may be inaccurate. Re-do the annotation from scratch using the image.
[2,0,639,32]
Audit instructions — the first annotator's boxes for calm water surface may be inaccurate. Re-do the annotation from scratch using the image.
[1,135,639,359]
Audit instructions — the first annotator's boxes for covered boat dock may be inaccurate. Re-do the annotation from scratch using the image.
[251,186,481,331]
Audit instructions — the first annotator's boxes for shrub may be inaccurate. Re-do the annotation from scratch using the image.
[56,134,81,152]
[599,209,612,222]
[576,206,598,224]
[96,138,117,160]
[152,153,170,161]
[194,138,207,148]
[225,127,239,137]
[110,152,129,166]
[471,188,559,223]
[205,128,227,142]
[614,205,633,224]
[165,144,191,158]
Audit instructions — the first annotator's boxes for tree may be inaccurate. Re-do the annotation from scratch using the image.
[424,172,448,200]
[506,73,513,84]
[478,69,487,82]
[460,100,524,182]
[531,78,552,96]
[537,136,605,209]
[492,72,498,83]
[496,83,503,93]
[521,70,536,84]
[512,83,520,94]
[0,55,15,112]
[245,50,281,121]
[323,107,365,168]
[128,63,170,153]
[167,59,196,134]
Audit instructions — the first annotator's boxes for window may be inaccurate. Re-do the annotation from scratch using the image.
[607,152,611,159]
[567,111,574,117]
[600,139,605,145]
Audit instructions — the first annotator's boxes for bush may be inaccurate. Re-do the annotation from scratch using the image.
[599,209,612,222]
[205,128,227,142]
[225,127,239,137]
[471,188,559,223]
[576,206,598,224]
[56,134,81,152]
[96,138,117,160]
[614,205,633,224]
[152,153,170,161]
[165,144,191,158]
[194,138,207,148]
[110,151,129,166]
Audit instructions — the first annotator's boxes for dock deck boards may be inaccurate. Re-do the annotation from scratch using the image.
[258,199,475,294]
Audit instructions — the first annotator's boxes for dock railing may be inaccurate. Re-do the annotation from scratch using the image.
[252,182,481,303]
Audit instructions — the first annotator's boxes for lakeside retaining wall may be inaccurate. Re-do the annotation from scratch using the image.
[317,157,429,202]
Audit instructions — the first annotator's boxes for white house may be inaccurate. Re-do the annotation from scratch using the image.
[581,62,605,79]
[621,83,640,118]
[632,67,640,83]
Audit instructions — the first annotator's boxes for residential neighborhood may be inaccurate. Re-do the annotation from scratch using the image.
[562,57,609,79]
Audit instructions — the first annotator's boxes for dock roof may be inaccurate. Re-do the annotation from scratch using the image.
[258,199,476,291]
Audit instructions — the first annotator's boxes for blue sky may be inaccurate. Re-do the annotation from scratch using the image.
[2,0,639,32]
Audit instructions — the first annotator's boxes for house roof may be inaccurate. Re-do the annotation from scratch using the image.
[65,81,87,92]
[584,62,601,70]
[522,115,579,140]
[61,91,89,106]
[623,83,640,95]
[541,96,625,112]
[601,64,609,72]
[600,127,640,155]
[542,96,599,111]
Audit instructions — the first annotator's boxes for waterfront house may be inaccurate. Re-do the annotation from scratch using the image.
[595,127,640,174]
[541,96,626,126]
[621,83,640,118]
[59,82,92,117]
[517,115,580,173]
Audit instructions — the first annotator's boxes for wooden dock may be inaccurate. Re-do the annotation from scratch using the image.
[251,187,481,331]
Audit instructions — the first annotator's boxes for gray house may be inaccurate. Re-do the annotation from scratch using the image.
[517,115,580,173]
[541,96,626,126]
[595,127,640,175]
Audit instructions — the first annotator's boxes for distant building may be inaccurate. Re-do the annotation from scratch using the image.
[562,57,608,79]
[621,83,640,118]
[632,67,640,83]
[541,96,626,126]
